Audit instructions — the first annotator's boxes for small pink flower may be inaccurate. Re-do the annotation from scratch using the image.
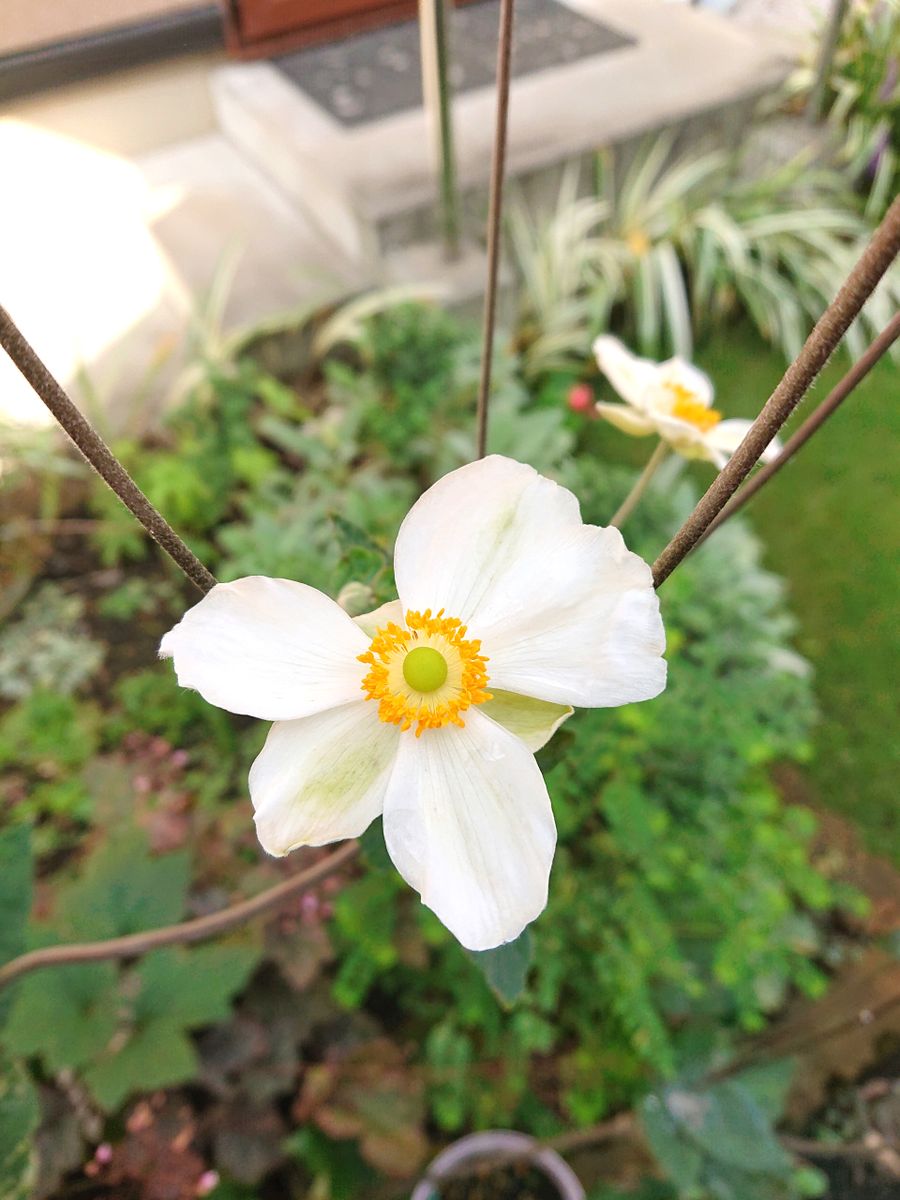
[94,1143,113,1165]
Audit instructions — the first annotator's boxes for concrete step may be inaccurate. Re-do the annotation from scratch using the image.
[211,0,790,262]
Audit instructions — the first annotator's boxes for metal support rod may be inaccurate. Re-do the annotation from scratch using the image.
[699,310,900,542]
[652,194,900,587]
[475,0,515,459]
[0,304,217,594]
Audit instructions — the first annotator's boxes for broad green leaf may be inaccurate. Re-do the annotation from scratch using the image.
[358,818,394,872]
[0,1052,39,1199]
[470,928,534,1005]
[736,1059,795,1122]
[0,827,32,1028]
[286,1127,371,1200]
[134,940,260,1026]
[640,1094,703,1192]
[3,962,119,1072]
[83,1018,197,1111]
[56,832,190,939]
[670,1079,793,1175]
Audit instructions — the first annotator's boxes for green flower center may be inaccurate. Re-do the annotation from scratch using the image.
[402,646,449,693]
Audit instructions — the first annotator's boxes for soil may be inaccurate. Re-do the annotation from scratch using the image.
[436,1159,562,1200]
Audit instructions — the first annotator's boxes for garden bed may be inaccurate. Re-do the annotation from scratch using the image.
[2,296,897,1199]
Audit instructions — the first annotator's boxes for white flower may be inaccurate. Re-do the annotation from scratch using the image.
[593,335,780,469]
[160,455,666,951]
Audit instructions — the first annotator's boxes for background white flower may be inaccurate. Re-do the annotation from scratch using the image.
[593,335,781,469]
[160,455,666,951]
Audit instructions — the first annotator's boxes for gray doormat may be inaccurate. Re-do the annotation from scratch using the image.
[275,0,635,126]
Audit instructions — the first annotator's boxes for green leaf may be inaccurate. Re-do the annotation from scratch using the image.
[331,514,389,563]
[736,1059,795,1122]
[332,946,379,1010]
[640,1094,703,1192]
[358,818,394,873]
[333,875,397,968]
[426,1023,472,1132]
[286,1127,371,1200]
[83,1019,197,1112]
[3,962,119,1072]
[134,940,260,1026]
[793,1165,828,1197]
[683,1080,792,1174]
[0,827,32,1028]
[56,832,190,939]
[470,928,534,1005]
[0,1051,39,1199]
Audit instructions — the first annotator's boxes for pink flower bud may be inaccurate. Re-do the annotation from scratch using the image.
[567,383,594,413]
[197,1170,220,1196]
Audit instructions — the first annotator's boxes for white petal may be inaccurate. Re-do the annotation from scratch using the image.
[353,598,403,639]
[250,702,399,855]
[382,709,556,950]
[485,565,667,707]
[652,358,715,410]
[652,412,715,461]
[394,457,666,708]
[160,577,368,721]
[480,690,573,752]
[593,335,659,408]
[707,419,782,464]
[594,401,657,437]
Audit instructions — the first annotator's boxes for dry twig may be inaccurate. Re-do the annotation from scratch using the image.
[0,842,358,990]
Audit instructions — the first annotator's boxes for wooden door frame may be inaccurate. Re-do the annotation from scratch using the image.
[224,0,478,59]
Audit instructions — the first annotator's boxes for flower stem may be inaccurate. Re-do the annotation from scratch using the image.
[609,440,669,529]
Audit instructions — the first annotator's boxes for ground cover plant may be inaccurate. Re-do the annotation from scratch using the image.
[0,291,878,1200]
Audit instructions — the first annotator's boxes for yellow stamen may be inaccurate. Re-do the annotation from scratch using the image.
[358,608,492,736]
[670,387,721,433]
[625,228,650,257]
